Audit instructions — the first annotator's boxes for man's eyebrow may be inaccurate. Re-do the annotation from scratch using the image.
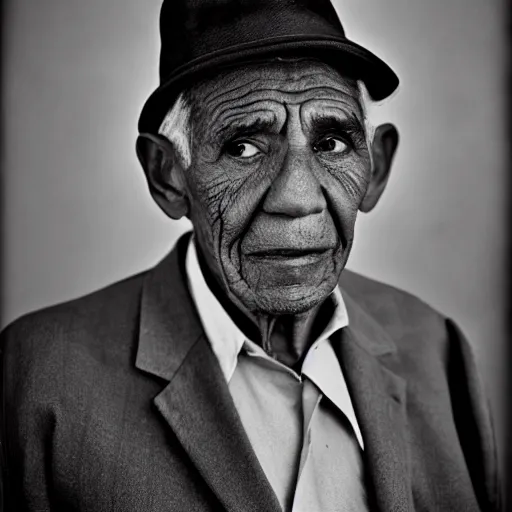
[215,118,276,141]
[310,113,365,138]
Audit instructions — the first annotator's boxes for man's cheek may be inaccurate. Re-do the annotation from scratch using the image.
[187,168,234,226]
[321,162,370,228]
[330,159,370,197]
[211,160,279,237]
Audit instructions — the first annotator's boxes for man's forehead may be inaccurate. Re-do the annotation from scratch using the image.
[189,58,362,116]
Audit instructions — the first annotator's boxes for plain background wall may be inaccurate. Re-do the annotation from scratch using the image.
[2,0,507,474]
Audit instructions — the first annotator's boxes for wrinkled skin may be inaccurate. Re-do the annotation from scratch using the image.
[138,59,398,365]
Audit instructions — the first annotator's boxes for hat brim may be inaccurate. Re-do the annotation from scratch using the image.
[138,34,399,133]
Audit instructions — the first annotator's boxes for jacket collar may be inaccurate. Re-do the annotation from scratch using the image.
[136,232,202,380]
[340,284,396,358]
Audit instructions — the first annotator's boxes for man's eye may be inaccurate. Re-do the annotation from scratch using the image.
[313,136,348,154]
[226,142,261,158]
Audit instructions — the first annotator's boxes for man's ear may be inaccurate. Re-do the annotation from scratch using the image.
[359,123,399,213]
[136,133,189,219]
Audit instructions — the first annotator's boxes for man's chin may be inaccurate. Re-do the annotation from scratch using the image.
[247,283,335,316]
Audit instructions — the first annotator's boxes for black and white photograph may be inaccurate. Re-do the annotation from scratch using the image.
[0,0,507,510]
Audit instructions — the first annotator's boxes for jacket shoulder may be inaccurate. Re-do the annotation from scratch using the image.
[340,269,452,359]
[340,268,446,324]
[3,270,147,342]
[1,271,148,401]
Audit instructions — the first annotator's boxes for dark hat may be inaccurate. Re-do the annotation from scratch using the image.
[138,0,399,134]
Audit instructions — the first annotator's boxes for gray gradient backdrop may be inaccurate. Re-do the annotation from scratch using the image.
[2,0,507,475]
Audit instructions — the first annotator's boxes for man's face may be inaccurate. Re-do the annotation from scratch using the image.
[183,59,372,315]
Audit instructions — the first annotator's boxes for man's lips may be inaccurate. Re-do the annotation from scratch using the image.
[246,248,332,259]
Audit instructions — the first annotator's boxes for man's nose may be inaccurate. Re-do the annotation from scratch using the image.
[262,149,326,217]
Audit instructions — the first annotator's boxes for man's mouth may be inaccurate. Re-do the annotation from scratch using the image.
[247,248,331,259]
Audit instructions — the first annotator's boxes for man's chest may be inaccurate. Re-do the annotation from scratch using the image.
[44,368,481,512]
[46,378,222,512]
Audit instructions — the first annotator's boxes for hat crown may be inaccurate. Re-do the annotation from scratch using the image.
[159,0,346,81]
[165,0,344,32]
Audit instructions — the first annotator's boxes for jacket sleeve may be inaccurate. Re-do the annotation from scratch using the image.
[0,325,12,512]
[446,318,501,511]
[1,320,54,512]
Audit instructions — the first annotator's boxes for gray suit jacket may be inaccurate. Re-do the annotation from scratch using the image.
[0,233,500,511]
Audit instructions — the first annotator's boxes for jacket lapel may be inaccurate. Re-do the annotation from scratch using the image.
[135,234,281,512]
[334,289,413,512]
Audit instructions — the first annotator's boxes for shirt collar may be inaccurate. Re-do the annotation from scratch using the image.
[185,236,349,382]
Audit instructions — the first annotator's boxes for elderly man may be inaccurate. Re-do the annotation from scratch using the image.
[0,0,500,511]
